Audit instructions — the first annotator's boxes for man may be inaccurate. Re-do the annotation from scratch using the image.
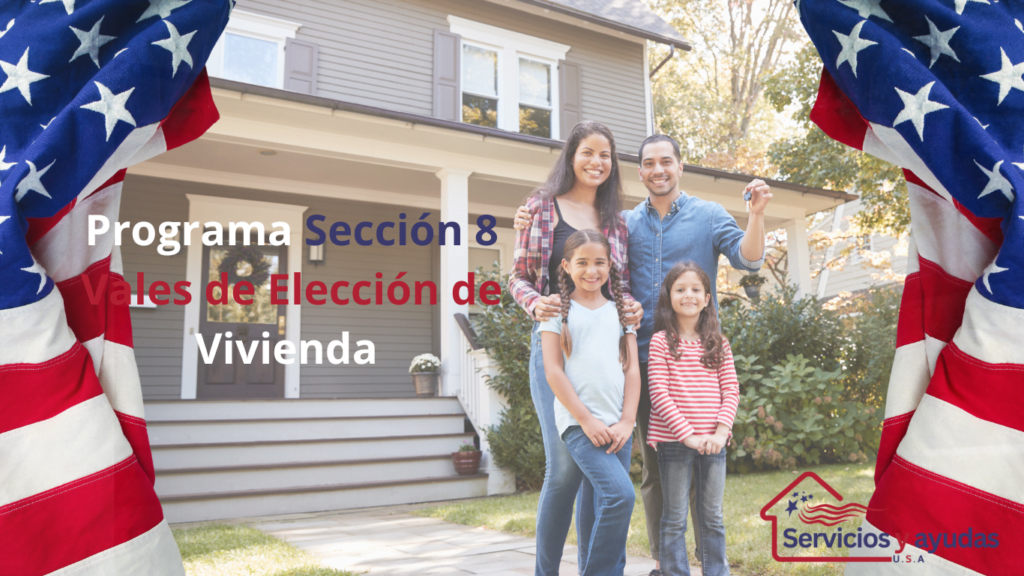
[515,134,771,575]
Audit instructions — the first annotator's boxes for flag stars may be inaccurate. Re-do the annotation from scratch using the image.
[981,260,1008,294]
[981,48,1024,105]
[81,82,136,141]
[0,146,15,171]
[913,17,959,68]
[14,159,55,203]
[137,0,192,22]
[954,0,989,15]
[0,19,14,40]
[152,21,195,77]
[974,159,1015,203]
[893,81,948,140]
[0,48,49,106]
[39,0,75,15]
[21,258,47,294]
[70,16,116,69]
[834,21,877,77]
[837,0,891,22]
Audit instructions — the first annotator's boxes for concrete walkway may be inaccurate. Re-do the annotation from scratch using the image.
[238,501,666,576]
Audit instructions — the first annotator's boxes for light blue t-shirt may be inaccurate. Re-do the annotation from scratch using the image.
[538,300,636,436]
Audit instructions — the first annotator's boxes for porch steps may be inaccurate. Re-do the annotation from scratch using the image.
[146,398,487,523]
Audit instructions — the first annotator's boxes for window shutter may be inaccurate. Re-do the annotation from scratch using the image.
[284,38,319,95]
[433,29,461,121]
[559,61,581,139]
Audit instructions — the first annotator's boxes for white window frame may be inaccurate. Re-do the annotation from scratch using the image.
[449,15,569,139]
[207,10,301,89]
[460,39,504,129]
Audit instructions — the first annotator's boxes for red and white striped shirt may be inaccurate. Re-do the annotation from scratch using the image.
[646,330,740,447]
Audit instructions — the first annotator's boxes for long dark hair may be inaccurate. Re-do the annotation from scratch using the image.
[533,121,624,231]
[652,261,725,371]
[556,229,630,368]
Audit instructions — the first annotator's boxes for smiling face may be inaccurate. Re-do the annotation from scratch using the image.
[562,241,610,295]
[670,270,711,320]
[639,140,683,196]
[572,133,613,190]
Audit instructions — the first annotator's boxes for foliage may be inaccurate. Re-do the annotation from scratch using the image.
[647,0,802,173]
[729,355,881,473]
[458,440,480,453]
[474,268,545,491]
[720,283,847,373]
[721,281,900,410]
[408,353,440,373]
[830,285,902,408]
[763,43,909,235]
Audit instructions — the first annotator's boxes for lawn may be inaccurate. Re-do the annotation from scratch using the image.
[416,462,876,576]
[172,524,358,576]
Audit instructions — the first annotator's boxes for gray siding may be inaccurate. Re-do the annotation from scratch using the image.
[121,175,435,400]
[236,0,649,151]
[121,182,189,400]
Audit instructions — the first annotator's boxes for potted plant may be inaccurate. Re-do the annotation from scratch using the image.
[409,353,441,397]
[451,441,482,475]
[738,273,767,301]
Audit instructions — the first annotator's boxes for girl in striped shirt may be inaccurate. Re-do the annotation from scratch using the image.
[647,261,739,576]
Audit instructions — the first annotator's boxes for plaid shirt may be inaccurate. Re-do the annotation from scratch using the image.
[509,195,633,318]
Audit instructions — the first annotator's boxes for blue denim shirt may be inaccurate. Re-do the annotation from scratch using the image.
[625,192,764,362]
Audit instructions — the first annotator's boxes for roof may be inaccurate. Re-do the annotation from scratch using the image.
[515,0,692,51]
[208,77,854,202]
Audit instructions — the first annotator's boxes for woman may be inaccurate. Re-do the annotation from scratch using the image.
[509,120,642,576]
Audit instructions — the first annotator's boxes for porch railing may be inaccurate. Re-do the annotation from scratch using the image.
[453,313,515,495]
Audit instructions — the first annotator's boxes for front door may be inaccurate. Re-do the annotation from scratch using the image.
[197,242,287,398]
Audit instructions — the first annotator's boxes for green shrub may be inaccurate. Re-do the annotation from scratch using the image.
[720,283,846,373]
[838,284,901,409]
[728,354,882,473]
[474,269,545,491]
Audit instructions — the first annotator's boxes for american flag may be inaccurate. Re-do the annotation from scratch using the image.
[797,0,1023,573]
[0,1,229,574]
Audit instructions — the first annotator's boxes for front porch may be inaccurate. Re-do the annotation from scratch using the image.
[123,77,854,517]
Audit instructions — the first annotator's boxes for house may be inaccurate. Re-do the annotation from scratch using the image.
[123,0,854,523]
[809,199,909,300]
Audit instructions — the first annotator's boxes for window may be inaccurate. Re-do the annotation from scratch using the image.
[207,11,301,89]
[449,16,569,139]
[462,43,500,128]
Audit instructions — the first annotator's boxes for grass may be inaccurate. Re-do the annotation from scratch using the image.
[172,524,358,576]
[416,462,876,576]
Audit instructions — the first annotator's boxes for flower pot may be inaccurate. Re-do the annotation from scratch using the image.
[451,451,482,475]
[743,284,761,301]
[411,372,439,397]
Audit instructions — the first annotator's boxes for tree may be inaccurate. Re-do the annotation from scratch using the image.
[763,43,910,236]
[648,0,802,173]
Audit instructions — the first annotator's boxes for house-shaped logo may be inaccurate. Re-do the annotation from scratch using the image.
[759,471,898,563]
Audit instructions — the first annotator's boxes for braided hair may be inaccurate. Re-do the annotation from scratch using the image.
[556,229,631,368]
[652,261,724,370]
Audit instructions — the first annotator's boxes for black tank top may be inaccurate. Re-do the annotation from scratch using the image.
[548,198,578,295]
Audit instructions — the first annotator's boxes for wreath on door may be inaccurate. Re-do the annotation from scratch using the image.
[218,245,272,286]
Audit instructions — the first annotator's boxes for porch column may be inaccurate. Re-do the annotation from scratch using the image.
[436,168,472,397]
[784,217,813,299]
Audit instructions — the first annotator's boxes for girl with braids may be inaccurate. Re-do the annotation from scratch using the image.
[538,229,640,576]
[647,262,739,576]
[508,120,641,576]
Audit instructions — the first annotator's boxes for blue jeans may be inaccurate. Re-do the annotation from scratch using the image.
[658,442,729,576]
[530,328,594,575]
[562,426,635,576]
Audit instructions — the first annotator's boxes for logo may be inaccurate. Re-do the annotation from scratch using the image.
[759,471,894,563]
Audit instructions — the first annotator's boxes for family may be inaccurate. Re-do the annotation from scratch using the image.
[508,121,772,576]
